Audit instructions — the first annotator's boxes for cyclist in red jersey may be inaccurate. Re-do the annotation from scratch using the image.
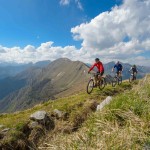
[88,58,105,87]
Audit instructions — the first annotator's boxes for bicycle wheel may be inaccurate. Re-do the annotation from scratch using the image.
[87,79,94,94]
[118,76,122,85]
[112,77,117,87]
[99,77,106,90]
[129,75,133,83]
[133,75,136,80]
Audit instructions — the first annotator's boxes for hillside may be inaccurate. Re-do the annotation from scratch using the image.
[0,75,150,149]
[0,58,150,113]
[0,60,51,100]
[0,58,90,113]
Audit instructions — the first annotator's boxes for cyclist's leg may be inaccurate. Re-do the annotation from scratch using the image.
[100,71,104,83]
[133,71,137,80]
[132,71,134,80]
[119,70,122,77]
[98,71,104,82]
[116,71,119,77]
[94,75,98,87]
[96,72,101,85]
[100,71,104,76]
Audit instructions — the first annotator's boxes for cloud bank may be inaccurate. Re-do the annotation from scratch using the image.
[71,0,150,65]
[0,0,150,65]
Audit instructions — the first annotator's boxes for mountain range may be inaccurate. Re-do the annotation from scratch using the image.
[0,58,150,113]
[0,60,51,79]
[0,58,90,113]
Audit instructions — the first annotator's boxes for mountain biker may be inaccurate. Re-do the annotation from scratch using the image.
[88,58,104,87]
[129,65,138,79]
[112,61,123,77]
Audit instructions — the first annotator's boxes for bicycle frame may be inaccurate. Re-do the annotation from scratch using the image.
[115,71,122,79]
[89,73,102,81]
[111,71,122,87]
[130,72,137,80]
[87,72,106,94]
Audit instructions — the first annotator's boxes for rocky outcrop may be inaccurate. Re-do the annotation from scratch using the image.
[51,109,69,120]
[29,110,55,130]
[0,110,55,150]
[28,111,55,145]
[30,111,47,121]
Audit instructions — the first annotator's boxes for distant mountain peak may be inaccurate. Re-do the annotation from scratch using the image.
[56,58,71,62]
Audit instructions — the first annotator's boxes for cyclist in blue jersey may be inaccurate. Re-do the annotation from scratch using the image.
[112,61,123,77]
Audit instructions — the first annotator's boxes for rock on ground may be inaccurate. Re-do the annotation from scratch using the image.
[97,96,112,111]
[30,111,47,121]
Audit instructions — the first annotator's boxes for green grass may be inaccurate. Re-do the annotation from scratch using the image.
[46,76,150,150]
[0,80,140,149]
[0,82,131,129]
[0,92,88,128]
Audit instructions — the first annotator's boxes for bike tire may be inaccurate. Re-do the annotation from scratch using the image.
[87,79,94,94]
[99,77,106,90]
[112,77,117,87]
[129,75,133,83]
[133,75,136,80]
[118,76,122,85]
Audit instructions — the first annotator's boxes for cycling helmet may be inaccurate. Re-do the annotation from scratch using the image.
[95,58,100,61]
[116,61,119,64]
[133,64,136,67]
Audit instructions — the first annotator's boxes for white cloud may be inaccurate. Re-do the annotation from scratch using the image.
[0,0,150,66]
[0,46,7,53]
[60,0,83,10]
[60,0,70,6]
[70,0,150,65]
[0,42,80,64]
[75,0,83,10]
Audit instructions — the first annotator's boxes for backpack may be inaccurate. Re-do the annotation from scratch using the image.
[132,66,137,72]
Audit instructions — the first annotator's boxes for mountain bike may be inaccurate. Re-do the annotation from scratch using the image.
[129,72,137,83]
[112,71,122,87]
[87,73,106,94]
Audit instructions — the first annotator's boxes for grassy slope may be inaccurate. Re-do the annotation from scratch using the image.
[0,82,131,128]
[1,76,149,149]
[40,75,150,150]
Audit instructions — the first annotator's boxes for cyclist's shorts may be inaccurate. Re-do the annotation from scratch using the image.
[132,71,137,75]
[97,71,104,76]
[116,70,122,75]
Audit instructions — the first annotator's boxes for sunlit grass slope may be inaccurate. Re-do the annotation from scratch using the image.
[43,75,150,150]
[0,78,141,149]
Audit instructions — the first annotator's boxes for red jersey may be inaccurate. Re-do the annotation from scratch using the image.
[89,61,104,73]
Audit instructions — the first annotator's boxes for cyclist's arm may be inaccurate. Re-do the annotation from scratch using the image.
[112,68,114,72]
[129,67,132,72]
[112,65,116,72]
[88,63,96,73]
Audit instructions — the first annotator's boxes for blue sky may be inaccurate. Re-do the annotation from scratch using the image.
[0,0,149,66]
[0,0,122,48]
